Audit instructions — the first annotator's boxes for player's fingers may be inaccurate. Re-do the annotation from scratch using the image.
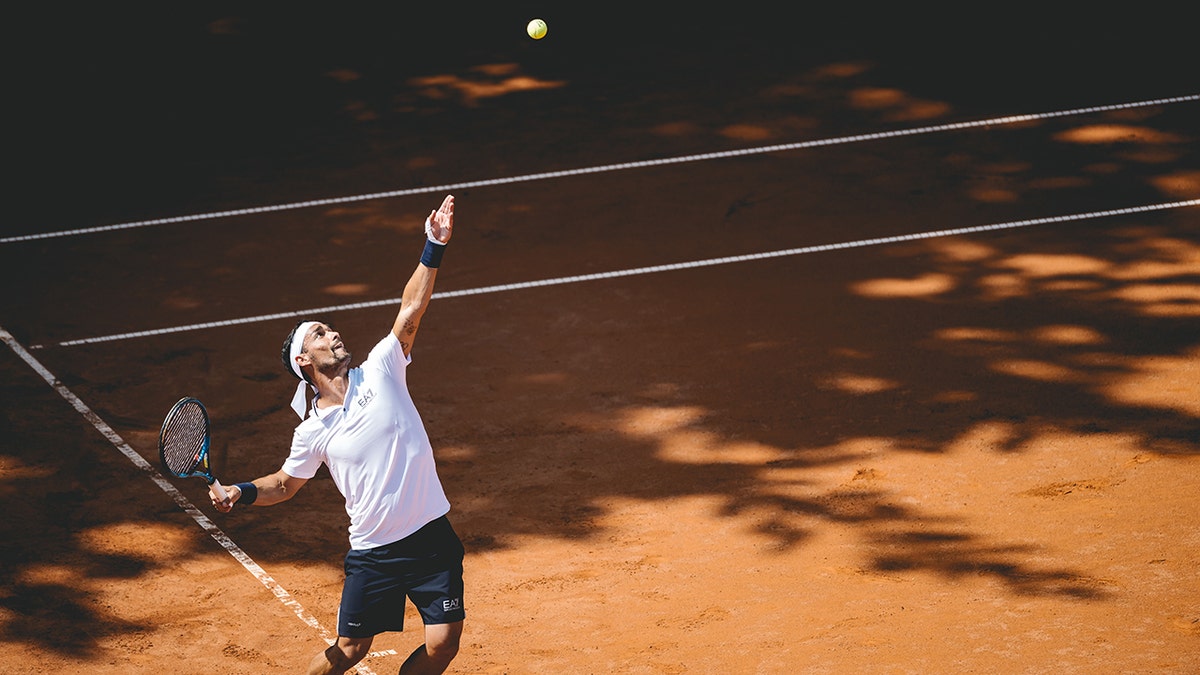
[209,488,231,510]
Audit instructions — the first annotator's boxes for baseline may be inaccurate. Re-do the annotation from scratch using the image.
[31,198,1200,350]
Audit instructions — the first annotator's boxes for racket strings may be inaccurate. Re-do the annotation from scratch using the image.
[161,403,207,475]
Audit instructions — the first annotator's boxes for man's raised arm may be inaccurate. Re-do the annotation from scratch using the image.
[393,194,454,356]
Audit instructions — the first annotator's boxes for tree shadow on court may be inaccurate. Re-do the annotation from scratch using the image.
[393,92,1198,603]
[0,363,232,660]
[415,200,1196,601]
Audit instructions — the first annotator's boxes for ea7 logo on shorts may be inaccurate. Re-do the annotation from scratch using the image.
[442,598,462,612]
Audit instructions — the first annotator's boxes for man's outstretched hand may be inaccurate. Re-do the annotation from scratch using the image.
[426,194,454,244]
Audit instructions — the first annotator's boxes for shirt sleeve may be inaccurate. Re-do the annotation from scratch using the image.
[366,332,412,381]
[281,428,324,480]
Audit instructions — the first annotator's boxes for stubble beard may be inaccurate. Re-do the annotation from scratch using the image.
[316,347,352,379]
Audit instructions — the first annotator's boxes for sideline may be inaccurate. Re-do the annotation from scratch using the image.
[2,94,1195,244]
[31,198,1200,350]
[0,327,384,674]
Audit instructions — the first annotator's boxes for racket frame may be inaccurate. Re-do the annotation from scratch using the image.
[158,396,228,501]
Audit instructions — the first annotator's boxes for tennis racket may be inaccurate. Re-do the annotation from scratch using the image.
[158,396,228,501]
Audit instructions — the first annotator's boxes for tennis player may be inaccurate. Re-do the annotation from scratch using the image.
[210,194,464,675]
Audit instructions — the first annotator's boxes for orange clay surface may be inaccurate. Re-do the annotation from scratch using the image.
[2,7,1197,674]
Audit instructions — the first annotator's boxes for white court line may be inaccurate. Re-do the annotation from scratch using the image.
[0,327,380,675]
[2,94,1196,244]
[31,198,1200,350]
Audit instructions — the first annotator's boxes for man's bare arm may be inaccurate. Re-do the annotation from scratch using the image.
[393,194,454,356]
[210,469,308,512]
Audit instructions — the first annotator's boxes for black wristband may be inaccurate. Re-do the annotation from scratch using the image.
[235,482,258,505]
[421,238,446,268]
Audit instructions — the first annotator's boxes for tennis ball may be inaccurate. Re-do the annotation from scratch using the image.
[527,18,547,40]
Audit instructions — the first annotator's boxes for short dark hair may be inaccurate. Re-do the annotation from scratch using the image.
[281,320,313,384]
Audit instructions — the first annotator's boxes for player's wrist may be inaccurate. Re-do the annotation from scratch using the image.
[235,482,258,505]
[424,217,448,246]
[421,220,447,268]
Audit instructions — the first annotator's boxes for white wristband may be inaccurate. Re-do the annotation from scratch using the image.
[424,218,446,245]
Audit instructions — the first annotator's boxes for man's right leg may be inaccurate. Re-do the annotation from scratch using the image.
[308,636,374,675]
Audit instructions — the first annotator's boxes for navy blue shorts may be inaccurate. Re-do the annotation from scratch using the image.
[337,516,465,638]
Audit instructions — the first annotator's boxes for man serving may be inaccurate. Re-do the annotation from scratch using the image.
[212,194,464,675]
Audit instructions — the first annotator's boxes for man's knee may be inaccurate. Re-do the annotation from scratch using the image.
[426,621,463,664]
[426,638,459,664]
[328,636,373,669]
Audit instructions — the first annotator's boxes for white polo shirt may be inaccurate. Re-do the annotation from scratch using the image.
[282,332,451,550]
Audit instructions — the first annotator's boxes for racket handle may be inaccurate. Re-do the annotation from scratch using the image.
[211,478,229,502]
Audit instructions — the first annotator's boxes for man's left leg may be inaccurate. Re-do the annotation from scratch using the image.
[308,636,375,675]
[399,620,463,675]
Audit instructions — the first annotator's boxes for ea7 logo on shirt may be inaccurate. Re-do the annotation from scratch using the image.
[443,597,462,612]
[357,388,377,409]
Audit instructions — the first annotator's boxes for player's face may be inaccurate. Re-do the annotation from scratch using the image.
[304,323,351,372]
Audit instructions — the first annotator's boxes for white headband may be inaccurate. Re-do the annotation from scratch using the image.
[288,321,319,418]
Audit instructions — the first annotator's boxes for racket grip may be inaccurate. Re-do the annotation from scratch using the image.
[211,478,229,502]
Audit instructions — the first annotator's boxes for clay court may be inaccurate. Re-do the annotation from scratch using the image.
[2,6,1198,673]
